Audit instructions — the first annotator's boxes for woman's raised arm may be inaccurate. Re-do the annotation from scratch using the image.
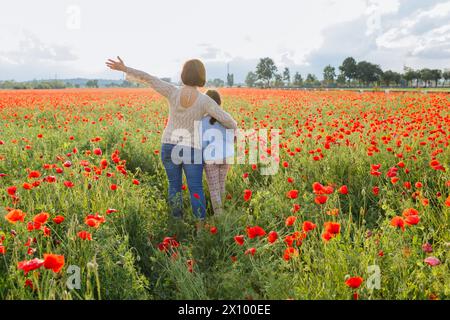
[106,56,177,99]
[203,96,238,130]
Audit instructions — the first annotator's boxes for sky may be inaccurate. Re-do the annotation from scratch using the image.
[0,0,449,82]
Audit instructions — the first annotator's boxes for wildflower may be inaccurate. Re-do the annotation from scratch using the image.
[302,221,317,232]
[246,226,266,239]
[315,195,328,205]
[345,277,363,289]
[283,247,298,261]
[77,231,92,241]
[267,231,278,243]
[234,235,245,246]
[338,185,348,195]
[245,247,256,256]
[33,212,50,224]
[390,216,405,231]
[286,190,299,199]
[424,257,440,266]
[43,254,65,273]
[53,216,65,224]
[243,189,252,202]
[18,258,44,275]
[5,209,26,224]
[285,216,297,227]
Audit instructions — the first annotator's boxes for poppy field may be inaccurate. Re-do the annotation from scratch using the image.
[0,88,449,300]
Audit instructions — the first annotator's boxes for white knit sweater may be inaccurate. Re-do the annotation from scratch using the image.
[125,67,238,149]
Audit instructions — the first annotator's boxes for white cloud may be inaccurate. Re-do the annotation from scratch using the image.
[376,1,450,59]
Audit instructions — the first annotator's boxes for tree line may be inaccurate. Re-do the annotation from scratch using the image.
[245,57,450,88]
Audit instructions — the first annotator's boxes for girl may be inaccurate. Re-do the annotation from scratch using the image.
[106,57,237,220]
[201,90,235,215]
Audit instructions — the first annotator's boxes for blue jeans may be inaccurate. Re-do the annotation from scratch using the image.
[161,143,206,220]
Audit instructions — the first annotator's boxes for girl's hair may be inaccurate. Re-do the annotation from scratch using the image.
[205,90,221,125]
[181,59,206,87]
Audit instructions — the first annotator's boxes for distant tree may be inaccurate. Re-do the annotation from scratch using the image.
[323,65,336,86]
[255,57,278,87]
[339,57,358,84]
[282,67,290,86]
[273,73,284,87]
[86,80,99,88]
[208,78,225,87]
[336,73,346,86]
[245,71,258,88]
[227,73,234,87]
[420,69,434,87]
[403,67,420,87]
[443,70,450,86]
[356,61,382,86]
[293,72,303,87]
[305,73,318,87]
[431,69,442,87]
[381,70,401,87]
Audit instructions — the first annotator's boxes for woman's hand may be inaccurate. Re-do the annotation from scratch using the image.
[106,56,126,72]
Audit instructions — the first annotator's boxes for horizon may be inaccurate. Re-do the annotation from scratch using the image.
[1,0,450,83]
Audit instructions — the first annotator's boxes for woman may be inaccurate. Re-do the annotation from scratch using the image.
[106,57,237,220]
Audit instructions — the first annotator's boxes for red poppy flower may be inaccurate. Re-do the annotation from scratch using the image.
[106,208,118,215]
[28,171,41,179]
[33,212,50,224]
[24,279,33,290]
[18,258,44,275]
[132,179,140,185]
[345,277,363,289]
[193,193,200,199]
[338,185,348,195]
[243,189,252,202]
[373,186,379,196]
[5,209,26,224]
[42,226,51,237]
[283,247,299,261]
[286,190,299,199]
[77,231,92,241]
[245,247,256,256]
[285,216,297,227]
[315,195,328,205]
[110,184,118,191]
[402,208,419,217]
[390,216,405,231]
[0,246,5,255]
[210,226,218,234]
[322,232,334,242]
[405,215,420,226]
[53,216,65,224]
[93,148,102,156]
[43,254,65,273]
[7,186,17,196]
[85,214,106,228]
[302,221,317,232]
[234,235,245,246]
[324,222,340,235]
[246,226,266,239]
[445,195,450,207]
[291,203,301,213]
[23,183,33,190]
[267,231,278,243]
[312,182,325,194]
[64,181,74,188]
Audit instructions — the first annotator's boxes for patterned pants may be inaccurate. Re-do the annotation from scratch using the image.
[204,164,230,215]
